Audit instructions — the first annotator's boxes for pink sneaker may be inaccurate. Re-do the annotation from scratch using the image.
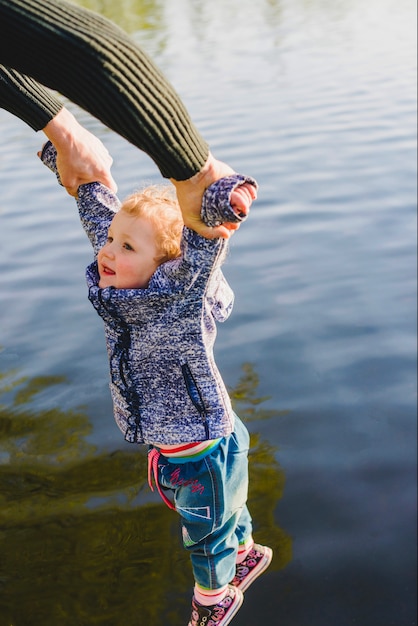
[188,585,244,626]
[231,544,273,592]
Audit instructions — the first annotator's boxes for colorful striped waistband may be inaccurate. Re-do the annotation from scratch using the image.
[154,438,222,463]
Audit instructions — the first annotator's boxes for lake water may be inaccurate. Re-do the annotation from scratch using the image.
[0,0,416,624]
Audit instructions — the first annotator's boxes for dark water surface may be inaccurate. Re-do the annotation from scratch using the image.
[0,0,416,624]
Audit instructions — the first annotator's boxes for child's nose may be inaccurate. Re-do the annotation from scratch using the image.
[102,242,115,259]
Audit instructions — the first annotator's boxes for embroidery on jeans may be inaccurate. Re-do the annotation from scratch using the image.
[169,467,205,494]
[177,506,211,520]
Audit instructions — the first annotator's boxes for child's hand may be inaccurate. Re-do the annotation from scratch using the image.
[218,183,257,234]
[230,182,257,218]
[200,174,258,233]
[171,153,257,239]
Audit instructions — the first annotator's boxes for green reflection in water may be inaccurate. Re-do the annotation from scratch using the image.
[0,361,291,625]
[76,0,164,33]
[73,0,285,38]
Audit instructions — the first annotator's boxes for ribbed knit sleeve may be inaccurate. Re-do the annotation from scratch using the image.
[0,66,63,130]
[0,0,209,180]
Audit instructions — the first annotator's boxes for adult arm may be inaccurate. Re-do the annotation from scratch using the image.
[0,0,255,236]
[0,65,62,131]
[0,66,117,192]
[0,0,208,181]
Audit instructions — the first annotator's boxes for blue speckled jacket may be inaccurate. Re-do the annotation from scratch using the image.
[41,142,257,445]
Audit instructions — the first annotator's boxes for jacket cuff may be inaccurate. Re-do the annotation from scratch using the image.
[200,174,258,227]
[40,140,62,185]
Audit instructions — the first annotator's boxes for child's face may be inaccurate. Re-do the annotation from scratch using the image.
[97,211,159,289]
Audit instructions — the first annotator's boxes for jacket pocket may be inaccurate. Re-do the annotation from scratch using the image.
[181,363,209,438]
[181,362,206,414]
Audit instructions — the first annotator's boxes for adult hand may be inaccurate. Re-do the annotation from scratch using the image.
[43,108,117,196]
[171,152,257,239]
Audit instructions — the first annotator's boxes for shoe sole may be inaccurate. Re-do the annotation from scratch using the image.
[236,546,273,592]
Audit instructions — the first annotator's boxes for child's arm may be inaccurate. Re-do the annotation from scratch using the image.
[179,174,258,323]
[179,173,258,267]
[174,173,257,298]
[39,141,120,257]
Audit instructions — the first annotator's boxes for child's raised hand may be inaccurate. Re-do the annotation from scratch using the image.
[219,182,257,234]
[200,174,258,235]
[171,153,257,239]
[230,182,257,218]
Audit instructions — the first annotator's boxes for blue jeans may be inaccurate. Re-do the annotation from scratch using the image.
[156,415,253,589]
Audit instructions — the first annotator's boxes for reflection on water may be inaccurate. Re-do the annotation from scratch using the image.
[79,0,164,33]
[0,360,291,625]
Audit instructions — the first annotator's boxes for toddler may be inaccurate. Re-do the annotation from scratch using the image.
[40,141,272,626]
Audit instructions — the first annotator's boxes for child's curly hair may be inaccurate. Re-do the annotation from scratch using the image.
[120,184,183,264]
